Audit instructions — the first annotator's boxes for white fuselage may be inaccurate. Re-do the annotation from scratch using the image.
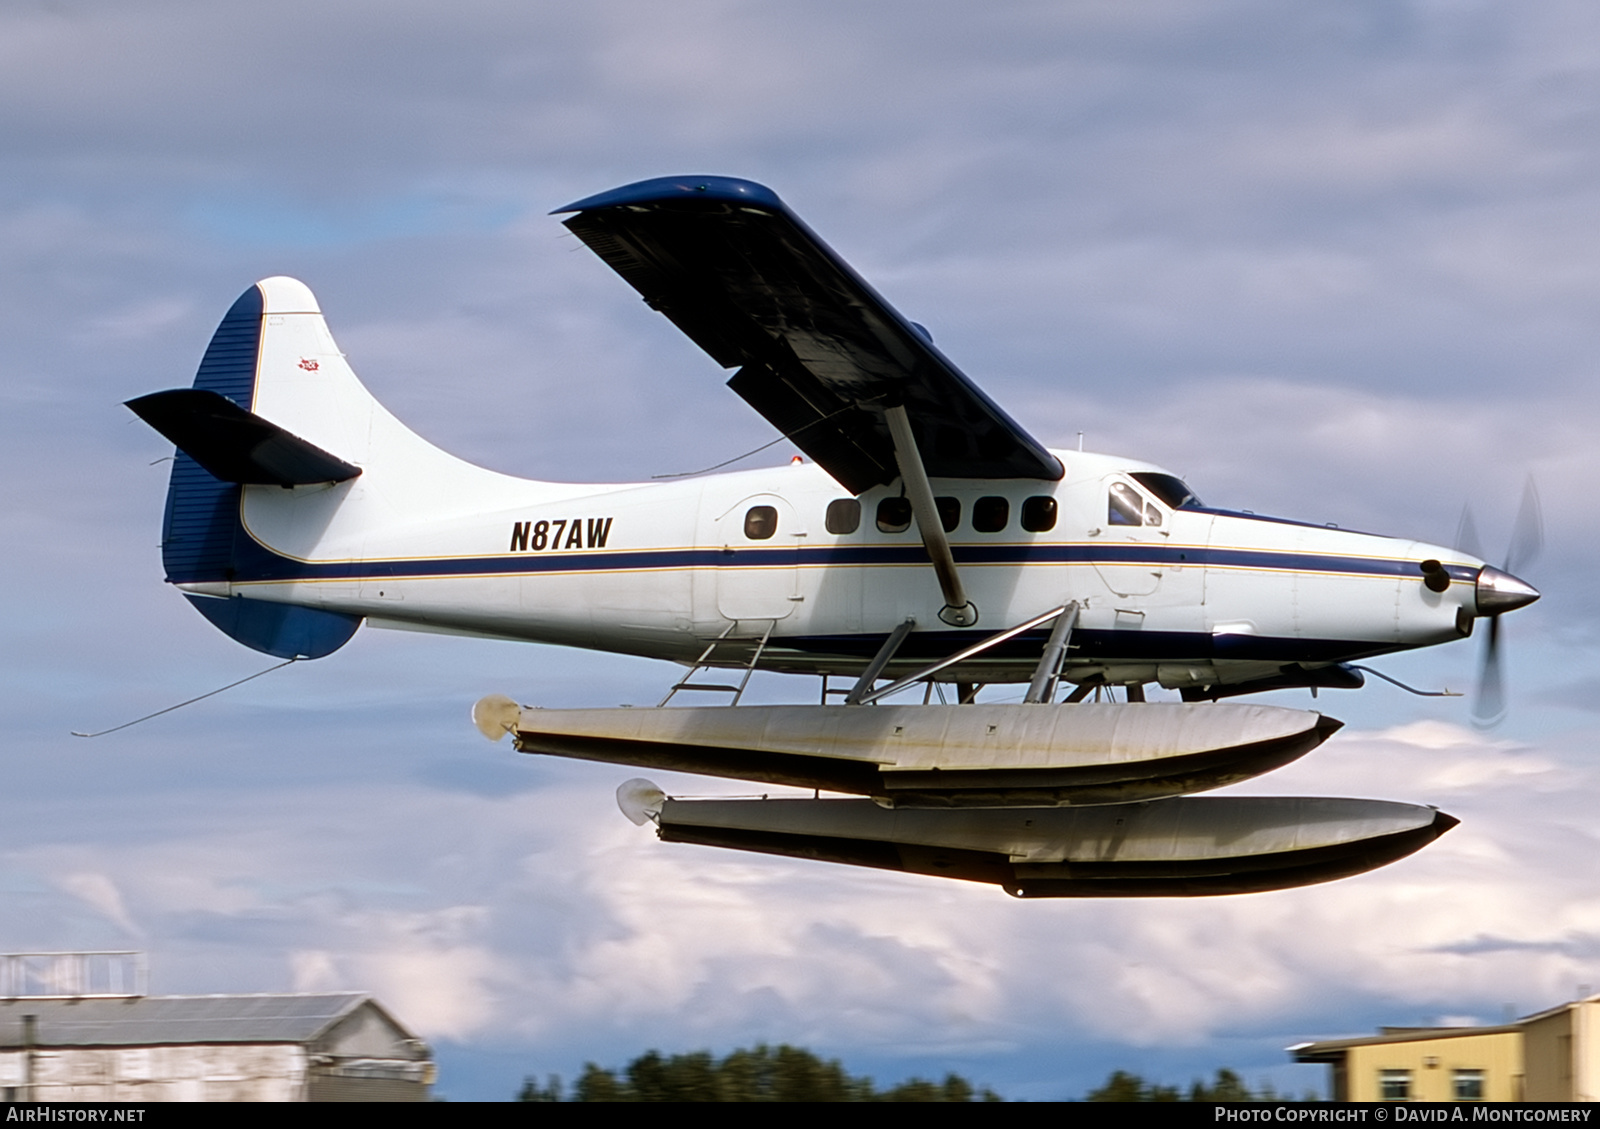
[161,278,1481,692]
[189,448,1475,689]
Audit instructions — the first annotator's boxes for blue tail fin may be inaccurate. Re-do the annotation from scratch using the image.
[155,283,360,659]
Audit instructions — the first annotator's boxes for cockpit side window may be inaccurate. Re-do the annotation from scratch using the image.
[1109,482,1145,526]
[1109,481,1165,528]
[1131,472,1202,510]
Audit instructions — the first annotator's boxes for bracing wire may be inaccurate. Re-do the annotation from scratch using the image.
[650,405,859,480]
[71,658,299,738]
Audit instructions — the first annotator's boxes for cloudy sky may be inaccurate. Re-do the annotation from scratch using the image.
[5,0,1600,1100]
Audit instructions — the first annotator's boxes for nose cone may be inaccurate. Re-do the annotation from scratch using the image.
[1476,565,1540,616]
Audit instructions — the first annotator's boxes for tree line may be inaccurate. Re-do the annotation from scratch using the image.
[517,1046,1317,1101]
[1084,1068,1316,1102]
[518,1044,1000,1101]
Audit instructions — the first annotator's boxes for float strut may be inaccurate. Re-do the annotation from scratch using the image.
[845,617,917,705]
[1024,602,1079,703]
[858,604,1071,705]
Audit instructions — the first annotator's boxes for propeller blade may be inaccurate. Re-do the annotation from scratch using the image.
[1455,504,1485,561]
[1463,477,1540,725]
[1505,476,1544,576]
[1472,614,1505,727]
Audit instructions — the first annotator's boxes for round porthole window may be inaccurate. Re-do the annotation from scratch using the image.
[744,505,778,540]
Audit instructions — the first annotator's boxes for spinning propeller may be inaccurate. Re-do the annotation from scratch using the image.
[1457,479,1544,726]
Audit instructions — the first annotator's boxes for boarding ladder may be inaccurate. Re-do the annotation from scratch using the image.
[656,621,775,707]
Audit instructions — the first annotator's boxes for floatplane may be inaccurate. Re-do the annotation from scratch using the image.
[126,176,1540,896]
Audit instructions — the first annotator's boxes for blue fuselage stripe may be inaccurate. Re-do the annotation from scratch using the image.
[215,539,1461,584]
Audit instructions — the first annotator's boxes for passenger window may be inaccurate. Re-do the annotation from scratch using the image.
[1021,496,1057,533]
[876,497,912,533]
[825,498,860,535]
[935,496,960,533]
[744,505,778,540]
[1108,482,1144,526]
[973,496,1009,533]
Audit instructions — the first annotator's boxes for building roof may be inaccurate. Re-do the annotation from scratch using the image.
[1290,1024,1521,1063]
[1291,995,1600,1063]
[1514,993,1600,1027]
[0,993,386,1049]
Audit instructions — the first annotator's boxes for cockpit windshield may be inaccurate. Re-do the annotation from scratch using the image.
[1131,472,1202,510]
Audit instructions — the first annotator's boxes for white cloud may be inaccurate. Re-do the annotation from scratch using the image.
[57,871,141,937]
[289,949,339,993]
[345,908,503,1042]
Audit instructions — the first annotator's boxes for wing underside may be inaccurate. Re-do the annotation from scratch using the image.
[557,176,1061,494]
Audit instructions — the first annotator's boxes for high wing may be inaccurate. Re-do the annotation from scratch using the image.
[556,176,1063,495]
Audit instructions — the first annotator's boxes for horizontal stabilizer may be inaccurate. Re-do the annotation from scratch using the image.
[128,388,361,486]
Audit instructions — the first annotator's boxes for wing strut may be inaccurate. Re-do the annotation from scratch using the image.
[884,404,977,627]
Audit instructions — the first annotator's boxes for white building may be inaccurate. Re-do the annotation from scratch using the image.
[0,992,434,1102]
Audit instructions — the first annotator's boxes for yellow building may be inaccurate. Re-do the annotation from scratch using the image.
[1521,996,1600,1102]
[1292,995,1600,1102]
[1291,1026,1521,1101]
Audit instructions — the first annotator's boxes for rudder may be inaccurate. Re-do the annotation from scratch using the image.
[154,282,362,659]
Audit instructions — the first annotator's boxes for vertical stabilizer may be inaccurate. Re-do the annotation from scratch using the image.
[144,276,559,660]
[156,281,364,659]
